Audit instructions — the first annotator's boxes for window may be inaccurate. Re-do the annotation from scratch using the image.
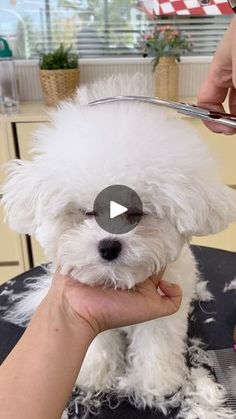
[0,0,233,59]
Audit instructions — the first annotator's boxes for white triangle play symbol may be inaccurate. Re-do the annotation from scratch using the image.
[110,201,128,219]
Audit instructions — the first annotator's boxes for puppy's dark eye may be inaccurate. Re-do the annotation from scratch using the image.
[125,209,143,223]
[76,208,94,217]
[85,210,97,217]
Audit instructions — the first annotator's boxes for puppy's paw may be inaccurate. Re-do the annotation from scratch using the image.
[76,330,126,392]
[116,367,185,409]
[76,357,119,392]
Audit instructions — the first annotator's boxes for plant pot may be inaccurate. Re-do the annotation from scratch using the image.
[154,57,179,101]
[39,68,80,106]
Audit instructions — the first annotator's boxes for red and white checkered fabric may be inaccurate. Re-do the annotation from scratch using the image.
[139,0,233,15]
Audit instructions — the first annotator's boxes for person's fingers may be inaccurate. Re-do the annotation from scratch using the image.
[158,279,182,299]
[159,279,182,315]
[145,280,182,318]
[228,87,236,115]
[54,266,62,277]
[158,280,182,314]
[198,69,228,106]
[197,75,235,135]
[232,34,236,89]
[227,88,236,134]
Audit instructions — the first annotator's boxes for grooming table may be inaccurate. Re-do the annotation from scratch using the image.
[0,246,235,418]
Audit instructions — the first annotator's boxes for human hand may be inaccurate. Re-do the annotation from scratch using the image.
[49,270,182,337]
[197,16,236,135]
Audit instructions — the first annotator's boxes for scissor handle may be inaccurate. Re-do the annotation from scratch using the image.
[190,104,236,120]
[179,104,236,128]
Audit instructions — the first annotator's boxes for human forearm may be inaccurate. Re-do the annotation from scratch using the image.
[0,267,182,419]
[0,293,95,419]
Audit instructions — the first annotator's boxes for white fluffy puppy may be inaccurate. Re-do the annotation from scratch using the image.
[2,75,236,415]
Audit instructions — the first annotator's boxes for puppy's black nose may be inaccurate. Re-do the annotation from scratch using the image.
[98,239,122,261]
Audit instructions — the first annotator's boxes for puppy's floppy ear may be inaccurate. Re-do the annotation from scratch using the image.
[1,159,39,235]
[164,178,236,237]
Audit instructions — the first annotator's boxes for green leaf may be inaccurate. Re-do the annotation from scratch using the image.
[39,43,79,70]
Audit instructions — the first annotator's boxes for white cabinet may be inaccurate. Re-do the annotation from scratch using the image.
[15,122,46,267]
[0,103,48,284]
[0,123,28,284]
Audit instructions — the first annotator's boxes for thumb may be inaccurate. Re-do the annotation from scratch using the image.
[149,268,166,287]
[159,279,182,312]
[159,279,182,298]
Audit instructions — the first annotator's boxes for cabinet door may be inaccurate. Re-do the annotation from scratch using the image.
[15,122,47,266]
[0,265,22,285]
[188,120,236,251]
[0,124,22,266]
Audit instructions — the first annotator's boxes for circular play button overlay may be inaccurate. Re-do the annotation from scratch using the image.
[93,185,143,234]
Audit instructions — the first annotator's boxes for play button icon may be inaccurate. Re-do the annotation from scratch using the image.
[93,185,143,234]
[110,201,127,219]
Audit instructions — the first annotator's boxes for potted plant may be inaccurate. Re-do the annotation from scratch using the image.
[39,44,79,106]
[143,25,193,101]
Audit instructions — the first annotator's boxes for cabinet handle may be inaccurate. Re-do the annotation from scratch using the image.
[0,261,19,267]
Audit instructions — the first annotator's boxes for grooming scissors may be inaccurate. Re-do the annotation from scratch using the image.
[89,96,236,129]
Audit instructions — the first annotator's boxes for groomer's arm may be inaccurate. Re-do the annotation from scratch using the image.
[0,271,182,419]
[197,15,236,134]
[0,292,95,419]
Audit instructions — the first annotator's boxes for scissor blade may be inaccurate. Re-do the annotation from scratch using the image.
[89,95,199,114]
[89,96,236,129]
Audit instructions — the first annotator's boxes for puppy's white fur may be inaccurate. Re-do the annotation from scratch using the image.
[2,74,236,417]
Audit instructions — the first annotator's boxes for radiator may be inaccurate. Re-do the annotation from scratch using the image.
[15,57,211,102]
